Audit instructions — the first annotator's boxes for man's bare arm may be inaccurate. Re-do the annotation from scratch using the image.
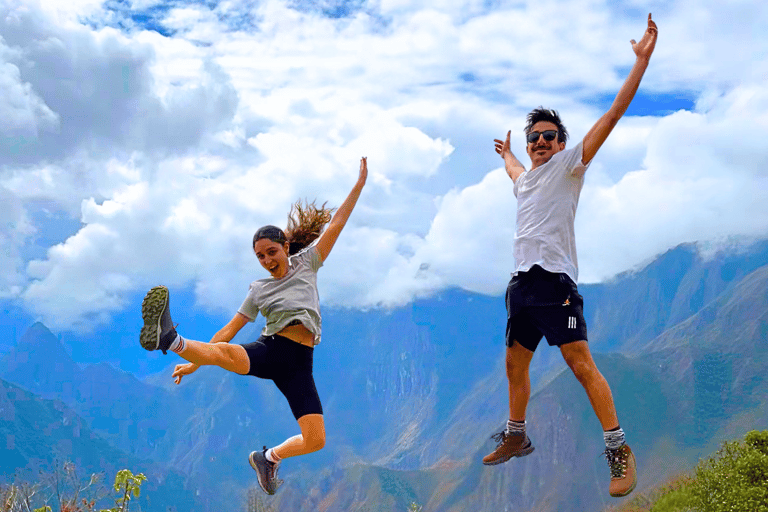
[495,130,526,182]
[581,14,658,168]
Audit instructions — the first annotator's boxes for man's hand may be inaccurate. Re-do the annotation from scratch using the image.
[172,362,199,385]
[494,130,512,159]
[494,130,526,182]
[631,14,658,61]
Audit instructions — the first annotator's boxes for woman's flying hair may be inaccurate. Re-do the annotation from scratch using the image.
[284,199,336,255]
[253,200,336,255]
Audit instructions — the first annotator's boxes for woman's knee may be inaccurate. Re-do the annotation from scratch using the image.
[299,426,325,453]
[306,433,325,452]
[298,413,325,452]
[219,344,250,374]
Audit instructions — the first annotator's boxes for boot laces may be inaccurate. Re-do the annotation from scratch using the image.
[490,431,508,447]
[604,447,627,478]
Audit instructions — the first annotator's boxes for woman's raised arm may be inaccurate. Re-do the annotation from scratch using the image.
[315,157,367,262]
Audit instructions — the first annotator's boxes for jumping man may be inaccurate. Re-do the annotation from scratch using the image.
[482,15,658,498]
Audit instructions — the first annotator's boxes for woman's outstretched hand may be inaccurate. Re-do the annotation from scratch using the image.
[631,13,658,61]
[358,157,368,185]
[172,362,199,384]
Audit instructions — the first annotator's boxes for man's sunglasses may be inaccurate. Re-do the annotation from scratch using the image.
[526,130,558,144]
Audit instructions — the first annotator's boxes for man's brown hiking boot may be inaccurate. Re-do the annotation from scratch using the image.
[605,444,637,497]
[482,431,535,465]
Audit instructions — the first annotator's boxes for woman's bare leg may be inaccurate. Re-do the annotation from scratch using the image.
[177,338,250,375]
[271,414,325,459]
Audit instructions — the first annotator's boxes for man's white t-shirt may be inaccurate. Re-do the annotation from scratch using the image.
[513,141,589,283]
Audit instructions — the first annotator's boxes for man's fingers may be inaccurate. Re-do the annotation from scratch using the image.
[647,13,657,31]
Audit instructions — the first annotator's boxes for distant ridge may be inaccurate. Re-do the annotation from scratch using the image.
[2,238,768,511]
[0,376,199,512]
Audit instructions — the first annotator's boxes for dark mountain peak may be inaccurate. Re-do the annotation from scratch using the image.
[0,322,79,396]
[12,322,74,362]
[19,321,57,344]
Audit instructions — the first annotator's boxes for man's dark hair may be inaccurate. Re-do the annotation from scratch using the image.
[525,107,568,145]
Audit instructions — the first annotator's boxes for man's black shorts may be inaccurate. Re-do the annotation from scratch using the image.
[505,265,588,352]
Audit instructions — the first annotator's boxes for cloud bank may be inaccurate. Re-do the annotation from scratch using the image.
[1,0,766,330]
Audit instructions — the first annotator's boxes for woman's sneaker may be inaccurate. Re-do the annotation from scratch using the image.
[605,444,637,497]
[249,447,281,495]
[140,286,177,354]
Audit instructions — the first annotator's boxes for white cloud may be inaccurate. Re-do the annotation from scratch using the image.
[0,186,35,298]
[577,84,768,282]
[0,57,60,138]
[2,0,767,329]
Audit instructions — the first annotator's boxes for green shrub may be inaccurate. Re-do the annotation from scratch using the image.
[607,431,768,512]
[685,430,768,512]
[0,465,145,512]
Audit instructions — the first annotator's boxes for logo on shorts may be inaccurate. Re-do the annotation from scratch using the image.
[562,296,570,306]
[568,316,577,329]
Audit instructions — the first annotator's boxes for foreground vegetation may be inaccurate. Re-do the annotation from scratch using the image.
[1,464,145,512]
[5,431,766,512]
[607,430,768,512]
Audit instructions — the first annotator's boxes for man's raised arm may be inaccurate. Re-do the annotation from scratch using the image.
[581,14,658,167]
[495,130,527,182]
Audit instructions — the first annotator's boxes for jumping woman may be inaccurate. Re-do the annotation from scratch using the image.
[139,157,368,495]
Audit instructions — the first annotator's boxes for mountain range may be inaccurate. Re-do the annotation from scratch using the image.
[1,239,767,511]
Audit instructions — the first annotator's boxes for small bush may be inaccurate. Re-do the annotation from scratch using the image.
[605,430,768,512]
[0,464,145,512]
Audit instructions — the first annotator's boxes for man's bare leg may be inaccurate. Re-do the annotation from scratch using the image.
[559,340,618,429]
[482,342,536,465]
[507,342,535,421]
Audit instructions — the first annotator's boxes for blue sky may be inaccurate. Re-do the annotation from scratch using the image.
[1,0,767,343]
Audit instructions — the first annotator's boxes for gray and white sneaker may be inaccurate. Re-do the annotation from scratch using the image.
[140,285,177,354]
[249,447,281,495]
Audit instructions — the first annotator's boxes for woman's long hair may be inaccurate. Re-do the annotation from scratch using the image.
[284,199,335,255]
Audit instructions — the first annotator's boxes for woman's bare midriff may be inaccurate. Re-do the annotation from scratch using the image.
[277,322,315,347]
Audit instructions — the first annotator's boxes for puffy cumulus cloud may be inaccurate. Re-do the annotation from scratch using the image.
[0,186,35,298]
[20,163,257,330]
[5,0,768,330]
[645,0,768,91]
[20,122,452,329]
[0,49,60,141]
[576,84,768,283]
[0,1,238,168]
[2,0,105,26]
[408,167,516,295]
[317,226,436,307]
[313,167,517,309]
